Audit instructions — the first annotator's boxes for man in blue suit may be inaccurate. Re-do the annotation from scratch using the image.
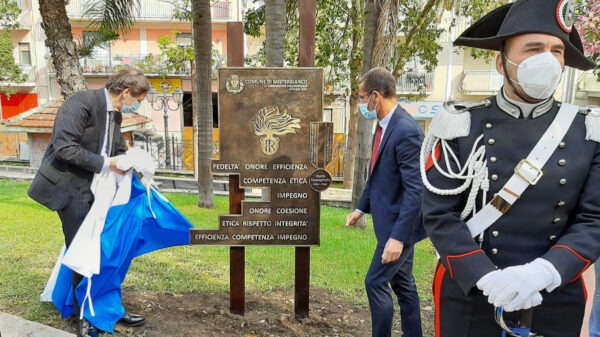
[346,67,425,337]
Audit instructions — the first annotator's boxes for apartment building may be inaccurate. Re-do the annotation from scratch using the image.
[1,0,244,168]
[2,1,599,173]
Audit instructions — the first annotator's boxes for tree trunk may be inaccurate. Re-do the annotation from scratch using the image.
[262,0,286,200]
[342,0,365,189]
[192,0,214,208]
[265,0,286,67]
[349,0,381,227]
[38,0,87,98]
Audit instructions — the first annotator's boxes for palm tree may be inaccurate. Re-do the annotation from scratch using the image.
[192,0,214,208]
[342,0,365,190]
[349,0,382,224]
[265,0,286,67]
[38,0,87,98]
[38,0,140,98]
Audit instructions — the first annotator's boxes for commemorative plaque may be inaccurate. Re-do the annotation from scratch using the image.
[191,68,332,246]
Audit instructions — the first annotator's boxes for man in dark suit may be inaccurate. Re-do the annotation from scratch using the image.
[28,67,151,337]
[346,67,425,337]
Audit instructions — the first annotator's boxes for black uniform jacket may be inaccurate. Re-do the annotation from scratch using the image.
[28,89,128,211]
[423,93,600,297]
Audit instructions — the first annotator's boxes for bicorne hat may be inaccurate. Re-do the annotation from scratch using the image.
[454,0,595,70]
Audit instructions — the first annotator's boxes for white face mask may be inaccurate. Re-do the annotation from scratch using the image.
[505,51,563,100]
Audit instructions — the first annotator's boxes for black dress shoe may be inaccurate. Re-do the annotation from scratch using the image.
[78,319,99,337]
[117,312,146,327]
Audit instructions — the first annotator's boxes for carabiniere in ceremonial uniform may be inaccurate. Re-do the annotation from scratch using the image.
[421,0,600,336]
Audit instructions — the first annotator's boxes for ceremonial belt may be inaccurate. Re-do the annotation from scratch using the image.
[467,103,579,238]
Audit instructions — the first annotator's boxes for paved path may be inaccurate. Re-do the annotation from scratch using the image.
[0,312,75,337]
[0,165,352,208]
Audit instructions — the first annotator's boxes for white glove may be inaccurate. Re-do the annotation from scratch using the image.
[476,258,560,312]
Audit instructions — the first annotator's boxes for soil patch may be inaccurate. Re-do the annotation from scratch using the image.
[56,289,434,336]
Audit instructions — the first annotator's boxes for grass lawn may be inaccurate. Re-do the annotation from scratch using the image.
[0,178,437,330]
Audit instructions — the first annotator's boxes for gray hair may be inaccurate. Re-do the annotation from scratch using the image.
[359,67,397,98]
[105,67,151,96]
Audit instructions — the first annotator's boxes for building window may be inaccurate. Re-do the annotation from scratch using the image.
[176,33,192,47]
[19,43,31,65]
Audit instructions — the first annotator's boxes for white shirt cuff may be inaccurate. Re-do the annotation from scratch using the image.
[100,156,111,174]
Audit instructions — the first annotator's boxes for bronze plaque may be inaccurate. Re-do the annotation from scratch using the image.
[191,68,332,246]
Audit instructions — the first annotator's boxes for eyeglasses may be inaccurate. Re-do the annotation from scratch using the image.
[356,92,373,101]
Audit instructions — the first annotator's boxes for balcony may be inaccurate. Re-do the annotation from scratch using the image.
[396,71,435,94]
[0,65,36,87]
[577,72,600,98]
[66,0,233,22]
[460,70,503,95]
[78,53,191,76]
[16,9,32,30]
[4,7,32,30]
[212,1,232,20]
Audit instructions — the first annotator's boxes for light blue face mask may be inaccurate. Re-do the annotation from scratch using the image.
[121,101,141,113]
[358,95,378,120]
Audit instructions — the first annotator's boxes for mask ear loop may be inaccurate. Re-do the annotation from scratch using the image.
[500,47,540,104]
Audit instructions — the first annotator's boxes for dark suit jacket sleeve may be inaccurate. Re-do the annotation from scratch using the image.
[422,138,496,295]
[389,127,423,243]
[357,177,372,213]
[52,91,106,173]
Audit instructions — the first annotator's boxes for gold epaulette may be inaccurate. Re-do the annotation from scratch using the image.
[428,99,491,140]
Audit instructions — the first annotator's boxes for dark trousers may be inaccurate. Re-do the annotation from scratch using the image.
[365,243,423,337]
[57,190,93,317]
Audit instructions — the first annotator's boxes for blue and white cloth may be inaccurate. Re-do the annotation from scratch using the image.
[41,149,193,333]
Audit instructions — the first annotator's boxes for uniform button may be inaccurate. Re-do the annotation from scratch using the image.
[560,178,567,185]
[553,217,561,223]
[558,201,566,206]
[485,123,493,129]
[491,174,498,181]
[488,139,496,145]
[491,248,498,255]
[492,231,499,237]
[549,235,557,240]
[558,159,566,166]
[559,142,566,149]
[490,157,497,163]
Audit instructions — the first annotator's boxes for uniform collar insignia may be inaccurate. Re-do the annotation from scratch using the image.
[497,88,554,119]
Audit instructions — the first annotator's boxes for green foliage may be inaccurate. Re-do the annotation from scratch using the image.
[243,3,265,37]
[84,0,141,37]
[392,1,446,73]
[0,0,25,93]
[0,0,21,29]
[75,0,141,58]
[452,0,511,62]
[78,29,119,58]
[135,53,163,75]
[244,0,358,95]
[155,31,223,76]
[0,31,25,85]
[158,33,195,74]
